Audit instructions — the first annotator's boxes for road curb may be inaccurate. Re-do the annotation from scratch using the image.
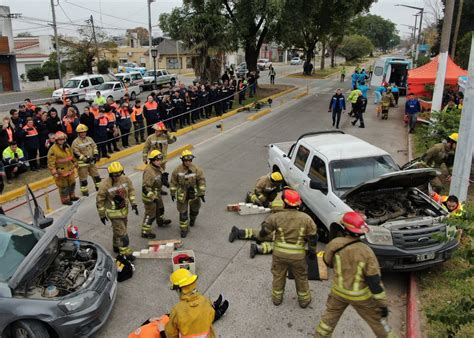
[293,91,308,100]
[0,86,298,204]
[247,108,272,121]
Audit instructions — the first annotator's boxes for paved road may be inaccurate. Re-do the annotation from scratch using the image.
[6,73,408,337]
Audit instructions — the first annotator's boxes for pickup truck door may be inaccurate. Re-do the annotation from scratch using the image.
[114,83,124,99]
[286,143,311,192]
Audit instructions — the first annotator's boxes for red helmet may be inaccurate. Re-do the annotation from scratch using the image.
[153,121,167,131]
[340,212,369,235]
[282,189,301,207]
[55,131,67,140]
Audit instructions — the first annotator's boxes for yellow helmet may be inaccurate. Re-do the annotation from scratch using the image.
[76,124,88,133]
[270,172,283,182]
[148,149,163,160]
[180,149,195,161]
[170,269,198,290]
[448,133,458,143]
[108,161,124,176]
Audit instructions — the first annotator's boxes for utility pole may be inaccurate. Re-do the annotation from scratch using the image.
[451,0,464,58]
[89,15,100,62]
[50,0,63,87]
[449,34,474,202]
[147,0,155,69]
[431,0,456,112]
[414,9,423,64]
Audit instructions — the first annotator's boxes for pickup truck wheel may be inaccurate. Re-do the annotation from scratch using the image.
[13,320,49,338]
[71,96,79,104]
[130,92,137,100]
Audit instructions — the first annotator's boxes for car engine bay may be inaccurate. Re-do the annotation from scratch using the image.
[346,189,445,226]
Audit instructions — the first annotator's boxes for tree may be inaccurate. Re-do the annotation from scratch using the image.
[16,32,33,37]
[27,67,45,81]
[338,34,374,61]
[160,0,235,81]
[97,59,111,74]
[455,31,472,69]
[222,0,283,72]
[41,52,67,79]
[350,14,400,52]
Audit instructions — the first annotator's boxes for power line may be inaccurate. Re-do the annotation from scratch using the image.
[58,3,75,24]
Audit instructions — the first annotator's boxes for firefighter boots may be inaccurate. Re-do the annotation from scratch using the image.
[228,226,245,242]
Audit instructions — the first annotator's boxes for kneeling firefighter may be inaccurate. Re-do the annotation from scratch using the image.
[245,172,283,207]
[316,212,396,338]
[96,161,138,259]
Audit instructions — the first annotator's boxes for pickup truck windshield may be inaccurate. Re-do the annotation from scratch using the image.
[330,155,398,191]
[0,217,40,282]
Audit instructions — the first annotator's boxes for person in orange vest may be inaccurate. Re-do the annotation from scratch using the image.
[22,117,40,171]
[116,103,132,148]
[94,107,112,159]
[47,131,78,205]
[90,102,100,119]
[62,107,79,145]
[143,95,160,136]
[131,99,145,143]
[104,103,120,153]
[24,98,36,116]
[431,192,464,217]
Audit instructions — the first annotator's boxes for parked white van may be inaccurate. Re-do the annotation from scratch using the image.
[52,75,105,103]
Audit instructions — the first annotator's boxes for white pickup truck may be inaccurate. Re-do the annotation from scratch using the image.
[268,131,458,271]
[142,69,178,90]
[85,81,140,102]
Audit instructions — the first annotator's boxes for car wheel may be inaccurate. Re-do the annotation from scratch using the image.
[130,92,137,100]
[71,96,79,104]
[13,320,49,338]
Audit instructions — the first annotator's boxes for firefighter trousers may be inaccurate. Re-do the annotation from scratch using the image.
[177,198,201,230]
[111,217,132,255]
[271,254,311,307]
[78,164,100,195]
[54,174,76,204]
[316,292,395,338]
[142,199,164,234]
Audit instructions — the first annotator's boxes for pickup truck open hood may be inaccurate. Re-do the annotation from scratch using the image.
[8,203,80,290]
[341,168,439,199]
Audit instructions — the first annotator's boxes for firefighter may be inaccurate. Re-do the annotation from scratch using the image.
[431,192,464,217]
[47,131,78,205]
[229,223,274,258]
[245,172,283,207]
[96,161,138,258]
[259,188,317,308]
[170,150,206,238]
[71,124,101,196]
[141,150,172,239]
[142,121,177,169]
[315,212,396,338]
[379,88,396,120]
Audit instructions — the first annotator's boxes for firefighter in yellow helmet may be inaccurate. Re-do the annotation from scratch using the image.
[316,212,396,338]
[47,131,78,205]
[96,161,138,259]
[71,124,101,196]
[259,188,317,308]
[246,171,284,207]
[141,150,172,239]
[170,150,206,238]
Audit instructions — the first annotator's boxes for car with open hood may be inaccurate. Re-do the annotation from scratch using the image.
[268,131,459,271]
[0,189,117,338]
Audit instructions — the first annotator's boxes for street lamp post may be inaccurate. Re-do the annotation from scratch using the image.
[151,48,158,90]
[396,4,424,66]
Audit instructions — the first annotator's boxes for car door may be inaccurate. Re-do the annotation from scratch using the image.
[286,143,311,191]
[78,79,90,99]
[113,82,123,100]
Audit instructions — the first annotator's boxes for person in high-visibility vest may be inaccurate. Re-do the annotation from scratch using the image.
[315,212,396,338]
[431,192,464,217]
[96,161,138,258]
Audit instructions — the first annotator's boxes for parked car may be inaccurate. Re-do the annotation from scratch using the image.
[114,72,145,91]
[290,57,303,65]
[142,69,178,90]
[0,191,117,338]
[257,58,272,70]
[117,62,147,75]
[52,75,105,103]
[86,81,140,102]
[236,62,248,78]
[268,131,459,271]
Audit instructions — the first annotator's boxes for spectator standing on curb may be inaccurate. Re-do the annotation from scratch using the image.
[328,89,346,129]
[131,99,146,144]
[10,109,24,150]
[94,91,107,106]
[269,65,276,85]
[405,93,421,134]
[46,109,62,134]
[62,107,80,145]
[37,112,50,169]
[95,107,111,159]
[0,117,16,155]
[116,103,132,148]
[61,98,80,119]
[44,102,57,116]
[22,117,40,171]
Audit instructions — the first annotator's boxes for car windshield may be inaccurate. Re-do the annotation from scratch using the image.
[330,156,398,191]
[63,80,80,88]
[97,83,114,90]
[116,75,126,81]
[0,216,41,282]
[146,71,156,76]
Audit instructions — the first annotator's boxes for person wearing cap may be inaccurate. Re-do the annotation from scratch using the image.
[72,124,101,196]
[47,131,78,205]
[315,212,395,338]
[142,121,177,170]
[257,188,317,308]
[97,161,138,258]
[141,150,172,239]
[170,150,206,238]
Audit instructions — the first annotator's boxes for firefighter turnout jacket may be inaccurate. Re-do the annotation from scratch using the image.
[142,163,164,203]
[71,136,98,166]
[47,143,76,177]
[143,132,177,162]
[249,174,280,205]
[170,164,206,202]
[97,176,136,219]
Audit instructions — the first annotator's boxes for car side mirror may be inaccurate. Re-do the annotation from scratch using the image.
[38,217,54,229]
[310,180,328,193]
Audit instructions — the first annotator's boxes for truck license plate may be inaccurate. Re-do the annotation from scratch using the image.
[416,252,436,262]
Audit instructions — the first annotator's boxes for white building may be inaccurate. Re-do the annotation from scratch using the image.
[14,35,54,79]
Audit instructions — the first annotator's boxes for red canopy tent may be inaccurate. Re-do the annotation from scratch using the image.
[407,55,467,97]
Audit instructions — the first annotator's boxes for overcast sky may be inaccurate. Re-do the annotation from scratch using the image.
[1,0,439,39]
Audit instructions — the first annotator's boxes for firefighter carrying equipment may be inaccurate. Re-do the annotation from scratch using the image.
[282,189,302,207]
[108,161,124,177]
[148,149,163,161]
[76,124,89,133]
[340,212,370,235]
[448,132,458,143]
[170,268,198,290]
[180,149,195,161]
[270,172,283,183]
